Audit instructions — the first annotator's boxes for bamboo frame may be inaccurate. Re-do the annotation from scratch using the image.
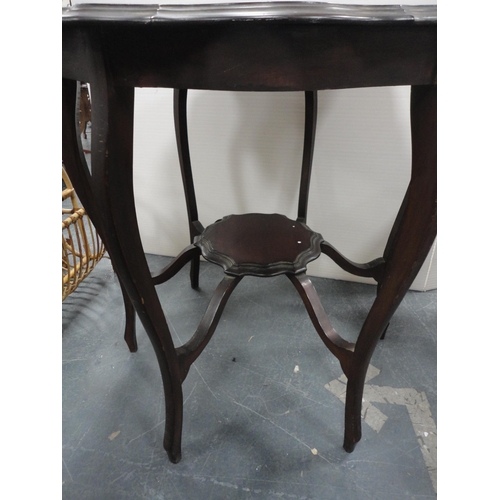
[62,166,105,300]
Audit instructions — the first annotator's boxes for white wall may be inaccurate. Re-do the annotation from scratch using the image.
[68,0,437,291]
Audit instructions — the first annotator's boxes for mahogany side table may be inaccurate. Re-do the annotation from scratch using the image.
[62,2,437,464]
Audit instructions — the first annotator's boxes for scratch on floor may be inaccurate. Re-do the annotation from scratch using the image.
[187,474,312,500]
[244,394,314,418]
[232,362,333,409]
[183,381,198,405]
[169,323,219,402]
[230,399,334,467]
[72,427,91,456]
[193,364,219,401]
[109,472,127,485]
[62,458,73,481]
[232,399,310,448]
[198,451,214,475]
[354,482,377,499]
[127,420,165,445]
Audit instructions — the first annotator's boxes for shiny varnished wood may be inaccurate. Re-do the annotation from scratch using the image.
[173,89,203,289]
[196,214,323,277]
[62,2,437,464]
[62,2,436,23]
[62,3,436,91]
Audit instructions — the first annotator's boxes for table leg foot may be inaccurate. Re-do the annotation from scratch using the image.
[343,374,364,453]
[167,448,182,464]
[162,390,183,464]
[343,438,359,453]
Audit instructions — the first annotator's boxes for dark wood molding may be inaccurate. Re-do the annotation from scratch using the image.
[62,3,436,24]
[196,214,323,277]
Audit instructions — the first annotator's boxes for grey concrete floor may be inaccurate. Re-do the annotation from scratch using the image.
[62,254,437,499]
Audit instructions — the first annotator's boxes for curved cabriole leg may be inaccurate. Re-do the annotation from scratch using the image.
[287,273,354,377]
[343,85,437,453]
[64,80,231,461]
[67,79,185,463]
[377,179,411,341]
[63,78,140,353]
[116,242,201,352]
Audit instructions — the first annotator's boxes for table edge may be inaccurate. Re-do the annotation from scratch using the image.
[62,2,437,24]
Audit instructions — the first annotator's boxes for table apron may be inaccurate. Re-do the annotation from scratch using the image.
[62,22,436,90]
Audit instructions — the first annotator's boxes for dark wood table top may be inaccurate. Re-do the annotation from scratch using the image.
[62,2,437,91]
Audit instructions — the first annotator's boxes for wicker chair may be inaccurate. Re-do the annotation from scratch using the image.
[62,165,105,300]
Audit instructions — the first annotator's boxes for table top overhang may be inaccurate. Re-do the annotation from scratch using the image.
[62,2,436,24]
[62,2,437,91]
